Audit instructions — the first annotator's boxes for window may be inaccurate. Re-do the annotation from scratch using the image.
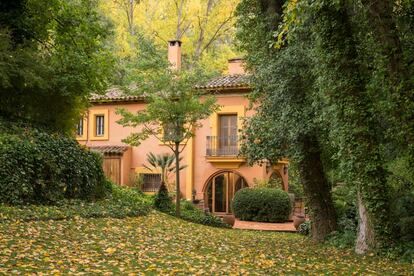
[96,115,105,136]
[218,114,238,155]
[76,117,88,141]
[76,118,84,136]
[141,173,162,192]
[89,109,108,141]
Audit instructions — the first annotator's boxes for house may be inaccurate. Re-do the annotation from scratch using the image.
[76,40,289,215]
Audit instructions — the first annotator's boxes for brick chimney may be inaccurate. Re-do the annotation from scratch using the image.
[228,58,245,75]
[168,40,182,70]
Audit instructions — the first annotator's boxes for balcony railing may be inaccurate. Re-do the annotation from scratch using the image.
[206,135,240,156]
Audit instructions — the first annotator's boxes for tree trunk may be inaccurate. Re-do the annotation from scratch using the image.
[174,142,181,216]
[355,190,376,254]
[313,1,391,252]
[194,0,214,59]
[297,134,337,242]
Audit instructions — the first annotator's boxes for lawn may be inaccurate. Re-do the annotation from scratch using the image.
[0,211,412,275]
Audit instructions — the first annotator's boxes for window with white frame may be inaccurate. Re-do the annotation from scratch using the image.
[96,115,105,136]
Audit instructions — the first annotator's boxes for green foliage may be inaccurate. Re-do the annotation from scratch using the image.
[286,162,305,197]
[156,198,229,228]
[233,188,292,223]
[144,152,186,187]
[253,178,283,189]
[178,200,230,228]
[0,118,108,204]
[0,184,151,222]
[0,0,115,132]
[236,0,414,250]
[298,221,311,236]
[399,217,414,242]
[154,182,173,212]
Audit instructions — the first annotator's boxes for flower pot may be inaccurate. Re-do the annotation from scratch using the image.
[223,214,235,226]
[293,215,305,230]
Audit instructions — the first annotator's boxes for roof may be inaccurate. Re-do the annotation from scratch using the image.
[195,74,250,90]
[90,87,143,103]
[89,145,129,155]
[90,74,250,103]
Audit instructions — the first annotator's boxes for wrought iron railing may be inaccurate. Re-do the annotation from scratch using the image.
[206,135,239,156]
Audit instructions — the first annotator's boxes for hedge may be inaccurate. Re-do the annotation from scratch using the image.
[233,187,292,222]
[0,119,109,204]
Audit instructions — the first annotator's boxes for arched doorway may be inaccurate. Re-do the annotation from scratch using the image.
[204,171,248,214]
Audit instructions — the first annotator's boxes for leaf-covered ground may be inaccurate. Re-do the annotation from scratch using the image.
[0,211,412,275]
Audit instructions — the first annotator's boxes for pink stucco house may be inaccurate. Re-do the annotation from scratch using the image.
[76,40,288,215]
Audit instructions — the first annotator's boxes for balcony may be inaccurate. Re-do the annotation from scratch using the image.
[205,135,246,168]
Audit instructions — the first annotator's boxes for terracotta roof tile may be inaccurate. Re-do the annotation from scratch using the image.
[196,74,250,90]
[89,145,129,155]
[90,74,251,103]
[90,87,143,102]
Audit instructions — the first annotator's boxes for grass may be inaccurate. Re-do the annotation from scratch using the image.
[0,212,413,274]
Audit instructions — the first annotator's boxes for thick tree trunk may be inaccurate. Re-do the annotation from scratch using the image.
[297,134,337,242]
[314,1,391,253]
[174,142,181,216]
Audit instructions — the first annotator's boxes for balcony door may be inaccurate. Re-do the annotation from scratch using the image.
[219,114,237,155]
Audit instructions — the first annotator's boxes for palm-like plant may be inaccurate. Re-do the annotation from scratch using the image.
[144,153,187,191]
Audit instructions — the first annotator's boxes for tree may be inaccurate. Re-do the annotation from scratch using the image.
[236,0,338,242]
[98,0,240,73]
[143,152,187,191]
[0,0,114,132]
[309,0,392,253]
[113,0,139,36]
[117,37,219,216]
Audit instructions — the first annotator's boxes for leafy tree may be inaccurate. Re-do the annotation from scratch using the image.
[143,152,187,191]
[117,37,219,216]
[236,0,338,242]
[0,0,115,132]
[99,0,240,73]
[237,0,414,254]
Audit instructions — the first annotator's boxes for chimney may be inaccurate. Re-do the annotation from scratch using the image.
[168,40,182,70]
[228,58,245,75]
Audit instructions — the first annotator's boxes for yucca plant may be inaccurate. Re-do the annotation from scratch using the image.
[144,153,187,191]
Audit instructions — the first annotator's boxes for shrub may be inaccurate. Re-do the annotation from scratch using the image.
[179,200,230,228]
[154,182,173,212]
[253,178,283,189]
[0,184,151,222]
[0,120,108,205]
[399,217,414,241]
[298,221,311,235]
[233,187,292,222]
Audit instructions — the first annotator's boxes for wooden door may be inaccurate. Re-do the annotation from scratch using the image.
[103,158,121,184]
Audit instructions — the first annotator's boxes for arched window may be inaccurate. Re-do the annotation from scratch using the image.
[205,171,248,214]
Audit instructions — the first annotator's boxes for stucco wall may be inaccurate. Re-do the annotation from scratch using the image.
[79,91,288,200]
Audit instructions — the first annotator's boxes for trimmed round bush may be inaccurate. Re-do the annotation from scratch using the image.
[233,187,292,222]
